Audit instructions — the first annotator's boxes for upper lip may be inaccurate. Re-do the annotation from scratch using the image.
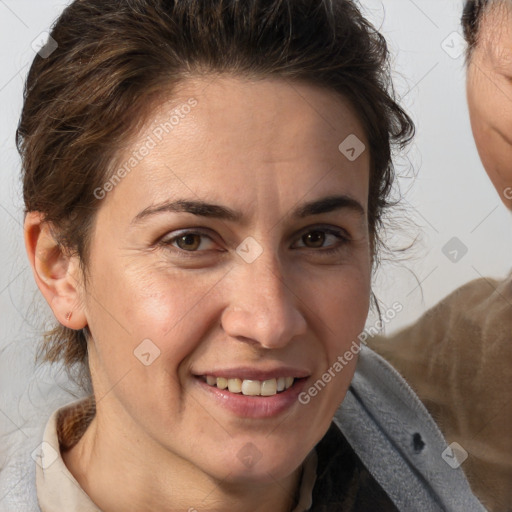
[193,366,311,381]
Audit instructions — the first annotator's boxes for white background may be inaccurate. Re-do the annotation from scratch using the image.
[1,0,511,462]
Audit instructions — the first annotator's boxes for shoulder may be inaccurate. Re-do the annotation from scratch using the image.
[367,274,512,392]
[425,274,512,324]
[333,345,486,512]
[374,273,512,343]
[0,395,93,512]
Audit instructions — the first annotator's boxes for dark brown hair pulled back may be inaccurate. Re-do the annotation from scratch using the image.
[461,0,511,55]
[17,0,414,378]
[462,0,490,49]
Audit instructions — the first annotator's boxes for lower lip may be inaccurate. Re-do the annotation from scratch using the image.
[194,377,308,419]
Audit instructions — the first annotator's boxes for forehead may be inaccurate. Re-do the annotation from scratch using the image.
[99,75,370,225]
[144,75,365,145]
[120,75,368,190]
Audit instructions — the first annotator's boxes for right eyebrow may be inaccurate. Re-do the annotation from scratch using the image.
[131,199,242,225]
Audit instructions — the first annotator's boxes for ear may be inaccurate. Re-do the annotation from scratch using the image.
[24,211,88,330]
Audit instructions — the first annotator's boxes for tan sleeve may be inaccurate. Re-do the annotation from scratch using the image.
[367,277,512,511]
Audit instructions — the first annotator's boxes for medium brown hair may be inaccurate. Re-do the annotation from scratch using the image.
[462,0,489,50]
[462,0,510,54]
[17,0,413,379]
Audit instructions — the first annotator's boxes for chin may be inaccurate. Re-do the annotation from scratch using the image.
[205,441,308,485]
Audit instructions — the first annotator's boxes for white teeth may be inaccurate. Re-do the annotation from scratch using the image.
[204,375,296,396]
[227,378,242,393]
[261,379,278,396]
[241,380,261,396]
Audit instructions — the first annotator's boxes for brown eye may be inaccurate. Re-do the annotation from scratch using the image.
[162,230,220,253]
[176,233,202,251]
[302,231,326,248]
[292,227,349,253]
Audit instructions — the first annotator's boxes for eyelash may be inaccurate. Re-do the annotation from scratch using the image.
[158,226,351,257]
[295,227,351,256]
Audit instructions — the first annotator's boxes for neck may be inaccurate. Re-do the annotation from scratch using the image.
[62,409,303,512]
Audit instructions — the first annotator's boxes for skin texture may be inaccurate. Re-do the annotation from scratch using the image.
[25,76,372,512]
[466,2,512,209]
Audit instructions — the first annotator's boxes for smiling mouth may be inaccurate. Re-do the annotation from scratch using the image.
[200,375,299,397]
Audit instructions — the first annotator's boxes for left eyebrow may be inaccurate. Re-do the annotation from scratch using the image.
[131,194,365,225]
[293,195,365,218]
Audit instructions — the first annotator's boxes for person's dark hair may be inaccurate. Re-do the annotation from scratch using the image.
[462,0,494,52]
[16,0,414,380]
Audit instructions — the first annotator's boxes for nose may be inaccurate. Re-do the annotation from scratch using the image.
[221,252,308,349]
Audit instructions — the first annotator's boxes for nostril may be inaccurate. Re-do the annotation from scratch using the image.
[412,432,425,454]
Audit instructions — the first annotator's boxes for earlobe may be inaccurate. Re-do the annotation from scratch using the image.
[24,212,88,330]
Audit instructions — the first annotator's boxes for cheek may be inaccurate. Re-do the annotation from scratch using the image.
[323,272,371,404]
[468,89,489,151]
[328,285,370,364]
[304,265,371,355]
[468,68,512,165]
[85,254,224,374]
[469,105,512,204]
[467,64,494,137]
[119,265,226,359]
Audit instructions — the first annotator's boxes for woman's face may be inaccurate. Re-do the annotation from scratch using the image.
[81,76,371,484]
[467,3,512,209]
